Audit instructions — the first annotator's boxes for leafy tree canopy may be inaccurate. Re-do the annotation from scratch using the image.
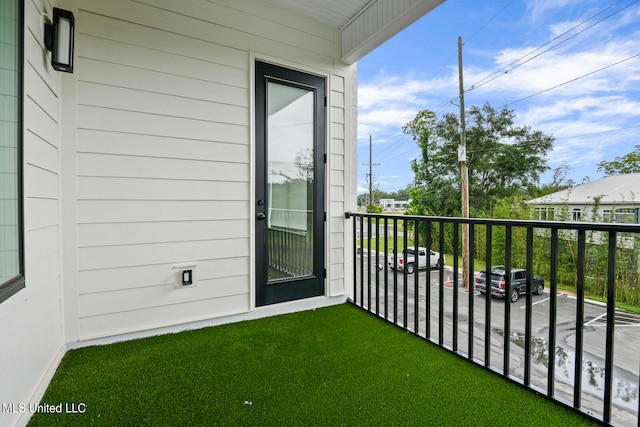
[597,145,640,175]
[403,103,555,216]
[530,163,575,198]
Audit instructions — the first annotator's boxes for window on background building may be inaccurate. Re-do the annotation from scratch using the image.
[614,208,638,224]
[572,208,582,222]
[534,206,554,221]
[534,207,543,220]
[602,209,611,222]
[0,0,24,303]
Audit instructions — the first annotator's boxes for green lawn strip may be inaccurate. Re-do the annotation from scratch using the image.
[444,254,487,272]
[359,236,408,252]
[29,304,595,426]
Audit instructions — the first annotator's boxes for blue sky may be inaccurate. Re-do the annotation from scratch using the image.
[357,0,640,194]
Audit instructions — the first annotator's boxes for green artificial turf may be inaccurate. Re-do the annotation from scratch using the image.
[29,304,595,426]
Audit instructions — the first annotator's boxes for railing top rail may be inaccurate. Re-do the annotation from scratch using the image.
[344,211,640,233]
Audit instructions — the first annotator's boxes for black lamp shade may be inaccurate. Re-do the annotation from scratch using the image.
[44,8,75,73]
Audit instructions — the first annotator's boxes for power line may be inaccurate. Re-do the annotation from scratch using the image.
[367,1,639,192]
[372,1,638,167]
[465,0,516,44]
[372,0,620,164]
[468,0,638,93]
[375,34,640,176]
[376,145,418,164]
[459,124,640,156]
[555,124,640,140]
[505,52,640,106]
[370,97,459,164]
[368,1,516,165]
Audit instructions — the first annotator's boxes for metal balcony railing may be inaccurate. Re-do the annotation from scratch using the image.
[345,212,640,426]
[267,209,313,277]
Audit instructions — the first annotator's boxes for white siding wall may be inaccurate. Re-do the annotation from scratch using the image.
[0,1,66,426]
[346,63,358,300]
[61,0,353,341]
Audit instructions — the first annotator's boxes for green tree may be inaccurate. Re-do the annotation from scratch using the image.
[388,187,411,201]
[597,144,640,175]
[403,103,555,217]
[357,188,392,208]
[531,163,575,197]
[366,203,383,213]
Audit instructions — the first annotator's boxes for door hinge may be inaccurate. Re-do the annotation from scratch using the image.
[323,153,327,164]
[324,212,327,221]
[324,268,327,278]
[324,96,327,107]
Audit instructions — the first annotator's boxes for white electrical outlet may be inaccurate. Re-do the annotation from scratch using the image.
[173,263,198,288]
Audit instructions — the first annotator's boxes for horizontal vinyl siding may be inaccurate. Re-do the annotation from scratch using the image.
[0,1,65,425]
[77,130,249,163]
[78,220,249,248]
[329,74,347,295]
[77,200,249,223]
[22,0,63,350]
[74,1,251,338]
[77,153,249,182]
[79,294,250,340]
[72,0,347,338]
[79,275,249,318]
[77,177,249,201]
[78,257,249,294]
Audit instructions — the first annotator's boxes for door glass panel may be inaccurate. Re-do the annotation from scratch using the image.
[267,82,314,281]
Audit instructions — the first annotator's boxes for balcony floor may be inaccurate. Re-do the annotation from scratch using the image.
[28,304,595,426]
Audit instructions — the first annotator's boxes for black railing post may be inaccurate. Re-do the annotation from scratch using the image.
[438,221,445,345]
[403,219,409,329]
[393,217,398,325]
[603,231,617,423]
[414,219,420,334]
[485,224,492,367]
[375,216,380,315]
[503,225,512,376]
[367,215,372,310]
[574,229,586,409]
[384,217,389,320]
[468,224,475,360]
[351,214,357,303]
[525,226,534,386]
[453,222,459,352]
[547,227,558,397]
[358,216,364,305]
[425,220,432,340]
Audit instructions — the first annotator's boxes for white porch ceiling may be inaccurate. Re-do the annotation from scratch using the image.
[265,0,446,64]
[265,0,371,28]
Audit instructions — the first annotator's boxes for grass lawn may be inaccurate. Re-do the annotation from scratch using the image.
[29,304,596,426]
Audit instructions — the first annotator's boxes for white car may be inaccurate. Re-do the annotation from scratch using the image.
[387,247,445,274]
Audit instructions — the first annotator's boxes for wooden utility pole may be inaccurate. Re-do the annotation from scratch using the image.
[362,135,380,208]
[458,37,470,290]
[369,135,373,206]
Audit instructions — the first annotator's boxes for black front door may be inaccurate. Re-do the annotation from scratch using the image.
[255,61,325,307]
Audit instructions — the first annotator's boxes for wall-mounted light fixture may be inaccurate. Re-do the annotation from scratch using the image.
[44,8,75,73]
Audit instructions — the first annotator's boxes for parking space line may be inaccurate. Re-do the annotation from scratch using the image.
[585,312,606,326]
[520,297,550,309]
[586,311,640,327]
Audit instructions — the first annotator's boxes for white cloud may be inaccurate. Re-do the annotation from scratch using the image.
[525,0,595,22]
[357,0,640,190]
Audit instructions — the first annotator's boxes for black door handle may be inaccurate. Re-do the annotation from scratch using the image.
[256,213,266,220]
